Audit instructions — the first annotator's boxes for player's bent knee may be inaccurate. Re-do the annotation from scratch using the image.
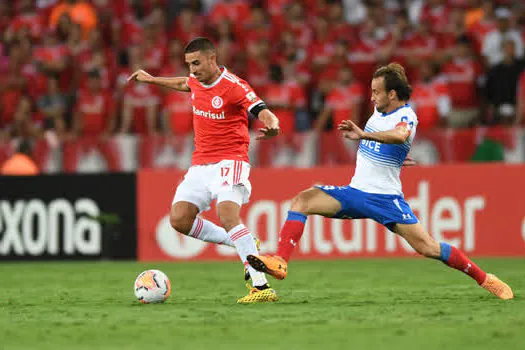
[290,188,317,213]
[169,213,194,235]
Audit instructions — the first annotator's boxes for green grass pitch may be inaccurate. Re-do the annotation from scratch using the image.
[1,258,524,350]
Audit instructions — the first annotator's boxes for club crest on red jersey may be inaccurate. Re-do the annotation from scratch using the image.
[211,96,224,109]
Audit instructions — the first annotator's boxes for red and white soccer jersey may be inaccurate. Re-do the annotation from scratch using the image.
[186,67,264,165]
[172,67,266,212]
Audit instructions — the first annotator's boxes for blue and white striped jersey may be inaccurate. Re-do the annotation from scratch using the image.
[350,104,418,195]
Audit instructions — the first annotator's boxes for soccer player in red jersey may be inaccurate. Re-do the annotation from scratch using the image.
[128,37,280,303]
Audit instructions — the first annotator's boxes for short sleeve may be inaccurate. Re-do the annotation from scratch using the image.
[231,79,265,115]
[395,112,416,132]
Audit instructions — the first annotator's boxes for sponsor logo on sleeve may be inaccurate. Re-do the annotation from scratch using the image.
[246,92,258,102]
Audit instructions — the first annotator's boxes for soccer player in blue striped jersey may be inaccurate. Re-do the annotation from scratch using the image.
[247,63,513,300]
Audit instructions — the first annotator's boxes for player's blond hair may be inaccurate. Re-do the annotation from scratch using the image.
[373,62,412,100]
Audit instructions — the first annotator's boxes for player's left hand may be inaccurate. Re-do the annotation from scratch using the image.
[256,126,280,140]
[403,156,417,166]
[338,120,365,140]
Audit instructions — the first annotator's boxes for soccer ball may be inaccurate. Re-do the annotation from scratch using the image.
[134,269,171,304]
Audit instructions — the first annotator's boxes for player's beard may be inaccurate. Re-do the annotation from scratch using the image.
[375,102,387,113]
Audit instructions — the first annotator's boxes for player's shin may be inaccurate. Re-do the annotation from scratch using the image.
[276,211,307,262]
[188,217,234,247]
[228,224,268,288]
[438,242,487,284]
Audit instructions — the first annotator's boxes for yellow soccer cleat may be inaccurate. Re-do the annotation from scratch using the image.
[244,238,261,281]
[480,273,514,300]
[247,254,288,280]
[237,284,279,304]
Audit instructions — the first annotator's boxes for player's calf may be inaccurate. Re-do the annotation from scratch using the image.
[170,202,199,234]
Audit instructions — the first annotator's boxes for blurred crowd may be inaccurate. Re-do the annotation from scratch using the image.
[1,0,525,172]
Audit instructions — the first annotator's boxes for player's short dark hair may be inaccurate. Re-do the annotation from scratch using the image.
[184,37,216,54]
[373,63,412,101]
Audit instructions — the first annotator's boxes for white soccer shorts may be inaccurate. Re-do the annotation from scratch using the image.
[172,159,252,212]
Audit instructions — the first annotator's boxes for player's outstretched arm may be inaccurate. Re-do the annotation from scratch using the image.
[256,109,280,140]
[127,69,190,92]
[338,120,409,144]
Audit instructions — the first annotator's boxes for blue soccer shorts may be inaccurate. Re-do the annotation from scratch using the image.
[315,185,419,231]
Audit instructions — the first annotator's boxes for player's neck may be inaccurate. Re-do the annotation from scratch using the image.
[384,100,407,114]
[204,67,223,85]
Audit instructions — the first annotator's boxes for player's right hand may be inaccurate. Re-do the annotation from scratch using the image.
[256,126,280,140]
[127,69,152,83]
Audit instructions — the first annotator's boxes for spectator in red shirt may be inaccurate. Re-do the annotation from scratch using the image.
[322,40,350,82]
[159,39,186,77]
[278,1,312,47]
[64,69,119,172]
[168,7,202,45]
[78,48,112,91]
[33,29,71,92]
[208,0,251,28]
[256,64,304,166]
[439,7,469,55]
[401,20,440,81]
[0,43,28,129]
[213,19,240,71]
[141,21,167,76]
[120,72,160,135]
[419,0,450,34]
[327,2,354,43]
[5,0,44,43]
[261,64,304,135]
[314,66,365,132]
[162,90,193,136]
[245,39,271,92]
[272,29,308,68]
[349,17,393,86]
[307,16,336,84]
[441,36,483,128]
[411,61,451,130]
[314,66,363,165]
[241,7,272,47]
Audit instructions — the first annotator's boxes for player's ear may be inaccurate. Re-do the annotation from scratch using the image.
[388,89,397,101]
[206,50,216,62]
